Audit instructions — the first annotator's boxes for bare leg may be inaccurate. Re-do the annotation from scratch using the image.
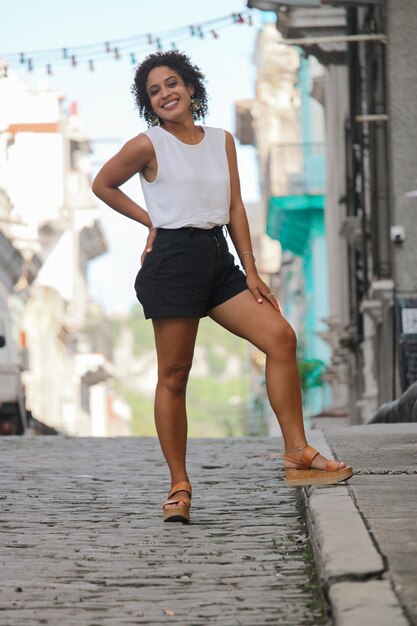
[210,291,346,470]
[152,317,199,505]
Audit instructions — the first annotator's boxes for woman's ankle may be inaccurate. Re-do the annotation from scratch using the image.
[170,476,190,487]
[283,440,308,453]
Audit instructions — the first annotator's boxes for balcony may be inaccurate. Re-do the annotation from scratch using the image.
[266,142,326,256]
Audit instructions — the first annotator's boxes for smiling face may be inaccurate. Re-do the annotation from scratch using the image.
[146,65,195,123]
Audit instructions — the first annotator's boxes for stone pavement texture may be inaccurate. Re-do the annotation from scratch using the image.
[306,424,417,626]
[0,436,324,626]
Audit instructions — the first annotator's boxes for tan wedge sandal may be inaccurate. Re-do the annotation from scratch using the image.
[284,445,353,487]
[163,481,192,523]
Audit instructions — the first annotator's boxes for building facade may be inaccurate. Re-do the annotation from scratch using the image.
[247,0,417,423]
[236,21,332,424]
[0,64,131,435]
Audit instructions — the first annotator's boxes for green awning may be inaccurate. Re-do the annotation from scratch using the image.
[267,194,325,256]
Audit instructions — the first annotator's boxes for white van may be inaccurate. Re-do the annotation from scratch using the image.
[0,309,27,435]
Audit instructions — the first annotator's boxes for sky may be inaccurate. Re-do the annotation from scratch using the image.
[1,1,266,314]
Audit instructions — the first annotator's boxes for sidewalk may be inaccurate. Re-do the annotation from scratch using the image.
[305,423,417,626]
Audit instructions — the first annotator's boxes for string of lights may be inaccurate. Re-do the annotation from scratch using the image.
[0,11,253,76]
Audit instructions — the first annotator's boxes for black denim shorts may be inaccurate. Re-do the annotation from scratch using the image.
[134,226,248,319]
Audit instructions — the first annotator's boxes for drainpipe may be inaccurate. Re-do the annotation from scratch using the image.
[346,7,364,340]
[368,6,391,279]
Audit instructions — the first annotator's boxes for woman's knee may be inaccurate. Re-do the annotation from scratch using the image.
[158,362,192,395]
[267,319,297,356]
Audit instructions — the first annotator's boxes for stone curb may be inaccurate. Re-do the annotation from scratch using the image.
[329,581,410,626]
[303,430,410,626]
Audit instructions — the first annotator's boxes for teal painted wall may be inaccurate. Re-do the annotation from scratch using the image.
[295,54,330,416]
[262,53,331,419]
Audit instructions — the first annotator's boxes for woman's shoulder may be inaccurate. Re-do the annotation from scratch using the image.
[138,125,159,139]
[203,126,233,141]
[203,126,235,147]
[120,131,155,162]
[202,125,226,134]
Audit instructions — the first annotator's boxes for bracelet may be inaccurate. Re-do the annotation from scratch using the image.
[240,251,256,262]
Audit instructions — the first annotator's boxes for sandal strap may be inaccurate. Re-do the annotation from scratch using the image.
[283,445,319,469]
[168,481,192,499]
[325,458,342,471]
[163,496,191,509]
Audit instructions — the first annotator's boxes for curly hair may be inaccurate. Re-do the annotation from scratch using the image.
[131,50,208,127]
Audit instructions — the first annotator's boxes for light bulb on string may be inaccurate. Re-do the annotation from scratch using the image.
[130,53,137,65]
[5,10,253,75]
[89,59,95,71]
[46,64,52,75]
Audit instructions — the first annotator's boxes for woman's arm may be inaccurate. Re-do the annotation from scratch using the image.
[92,133,154,228]
[92,133,158,261]
[225,131,281,311]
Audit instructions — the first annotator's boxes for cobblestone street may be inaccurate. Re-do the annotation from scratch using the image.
[0,437,324,626]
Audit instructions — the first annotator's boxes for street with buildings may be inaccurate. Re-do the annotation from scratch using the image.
[1,1,417,435]
[0,0,417,624]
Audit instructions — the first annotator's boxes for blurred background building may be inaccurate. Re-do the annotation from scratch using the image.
[0,65,131,435]
[237,18,332,428]
[1,1,417,435]
[245,0,417,426]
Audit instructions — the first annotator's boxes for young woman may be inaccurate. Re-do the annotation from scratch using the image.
[92,51,352,524]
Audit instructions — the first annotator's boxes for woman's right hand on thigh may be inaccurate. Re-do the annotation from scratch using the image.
[141,227,158,265]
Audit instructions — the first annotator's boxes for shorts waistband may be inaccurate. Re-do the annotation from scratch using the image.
[158,225,227,237]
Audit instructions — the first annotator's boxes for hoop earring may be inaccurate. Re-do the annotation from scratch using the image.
[150,115,160,127]
[190,97,201,113]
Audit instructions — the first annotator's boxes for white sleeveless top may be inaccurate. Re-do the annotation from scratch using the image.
[139,125,231,229]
